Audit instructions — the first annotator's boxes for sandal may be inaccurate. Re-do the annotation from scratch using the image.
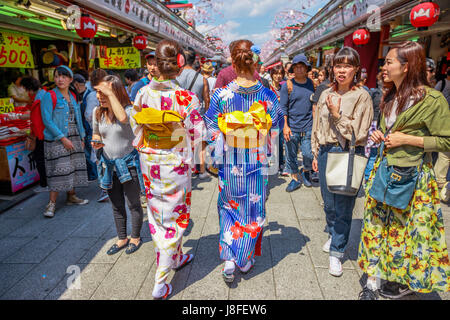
[153,284,173,300]
[106,239,129,255]
[125,239,143,255]
[173,253,194,271]
[239,258,255,274]
[222,269,235,283]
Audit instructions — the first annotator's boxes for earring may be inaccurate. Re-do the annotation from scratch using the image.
[354,75,357,83]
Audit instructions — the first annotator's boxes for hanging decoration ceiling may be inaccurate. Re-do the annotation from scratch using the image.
[184,0,224,25]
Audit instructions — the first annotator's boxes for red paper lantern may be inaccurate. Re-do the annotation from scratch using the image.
[133,35,148,50]
[76,15,97,41]
[352,29,370,46]
[410,1,440,31]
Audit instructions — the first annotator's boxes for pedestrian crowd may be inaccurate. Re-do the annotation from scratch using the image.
[7,37,450,300]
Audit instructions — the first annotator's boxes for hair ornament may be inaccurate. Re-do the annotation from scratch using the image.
[177,53,185,68]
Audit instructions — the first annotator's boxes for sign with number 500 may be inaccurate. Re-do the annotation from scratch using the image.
[0,31,34,68]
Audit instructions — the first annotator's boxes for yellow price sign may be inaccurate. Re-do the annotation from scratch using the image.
[0,98,15,113]
[0,31,35,69]
[99,47,141,69]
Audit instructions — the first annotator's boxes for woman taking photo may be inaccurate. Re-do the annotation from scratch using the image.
[358,41,450,300]
[41,65,89,218]
[130,39,204,299]
[204,39,279,283]
[91,75,144,256]
[311,47,373,277]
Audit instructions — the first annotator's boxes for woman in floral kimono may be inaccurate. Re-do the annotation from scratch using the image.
[203,40,279,283]
[130,39,205,299]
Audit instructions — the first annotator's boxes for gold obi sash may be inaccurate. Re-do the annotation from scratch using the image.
[133,108,186,149]
[218,101,272,149]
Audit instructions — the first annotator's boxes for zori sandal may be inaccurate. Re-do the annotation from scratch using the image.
[173,253,194,271]
[153,284,173,300]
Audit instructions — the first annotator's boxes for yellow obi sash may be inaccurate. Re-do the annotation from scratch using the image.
[133,108,186,149]
[218,101,272,149]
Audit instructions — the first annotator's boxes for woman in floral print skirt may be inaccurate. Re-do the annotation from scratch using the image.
[358,41,450,300]
[130,39,205,299]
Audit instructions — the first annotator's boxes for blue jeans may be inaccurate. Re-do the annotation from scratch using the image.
[318,144,364,259]
[285,130,313,174]
[84,135,98,181]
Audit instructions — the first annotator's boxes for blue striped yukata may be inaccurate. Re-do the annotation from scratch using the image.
[203,81,279,268]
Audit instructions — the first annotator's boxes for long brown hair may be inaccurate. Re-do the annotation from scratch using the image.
[330,47,361,91]
[95,75,131,122]
[380,41,429,118]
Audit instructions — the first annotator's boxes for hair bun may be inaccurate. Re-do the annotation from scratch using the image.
[231,40,256,74]
[156,39,184,77]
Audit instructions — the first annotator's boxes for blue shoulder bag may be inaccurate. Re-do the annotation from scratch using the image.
[368,126,425,210]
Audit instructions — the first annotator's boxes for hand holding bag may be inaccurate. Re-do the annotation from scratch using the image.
[325,131,368,196]
[368,135,424,210]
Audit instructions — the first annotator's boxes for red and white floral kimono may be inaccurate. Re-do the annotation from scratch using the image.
[130,79,205,285]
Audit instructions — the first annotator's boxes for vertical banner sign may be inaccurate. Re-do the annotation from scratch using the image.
[0,31,35,68]
[6,141,40,193]
[0,98,15,113]
[99,47,141,69]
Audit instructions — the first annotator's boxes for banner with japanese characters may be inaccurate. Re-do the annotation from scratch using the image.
[6,141,40,193]
[0,98,15,114]
[99,46,141,69]
[0,31,35,69]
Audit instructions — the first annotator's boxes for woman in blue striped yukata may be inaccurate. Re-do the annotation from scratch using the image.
[203,39,280,283]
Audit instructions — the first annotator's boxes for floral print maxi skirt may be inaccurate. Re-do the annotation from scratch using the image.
[358,159,450,293]
[140,152,192,285]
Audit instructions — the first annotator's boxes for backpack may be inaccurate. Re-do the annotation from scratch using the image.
[80,87,94,135]
[30,89,77,140]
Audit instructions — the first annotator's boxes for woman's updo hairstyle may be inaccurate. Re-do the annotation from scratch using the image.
[231,39,256,75]
[156,39,185,78]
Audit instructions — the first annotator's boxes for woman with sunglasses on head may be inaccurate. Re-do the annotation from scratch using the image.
[130,39,205,299]
[40,65,89,218]
[91,75,145,256]
[311,47,373,278]
[358,41,450,300]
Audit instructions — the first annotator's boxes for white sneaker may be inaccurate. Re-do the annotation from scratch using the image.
[329,256,343,277]
[43,201,56,218]
[322,238,331,253]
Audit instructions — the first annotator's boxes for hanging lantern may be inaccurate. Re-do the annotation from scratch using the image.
[352,28,370,46]
[133,35,148,50]
[76,15,97,42]
[410,1,440,31]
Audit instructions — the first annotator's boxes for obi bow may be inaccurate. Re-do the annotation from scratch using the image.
[133,107,186,149]
[218,101,272,137]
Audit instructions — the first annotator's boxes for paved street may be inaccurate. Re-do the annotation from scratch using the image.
[0,174,449,300]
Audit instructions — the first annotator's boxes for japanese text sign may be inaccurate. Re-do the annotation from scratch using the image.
[99,47,141,69]
[0,98,14,114]
[6,141,40,193]
[0,32,35,68]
